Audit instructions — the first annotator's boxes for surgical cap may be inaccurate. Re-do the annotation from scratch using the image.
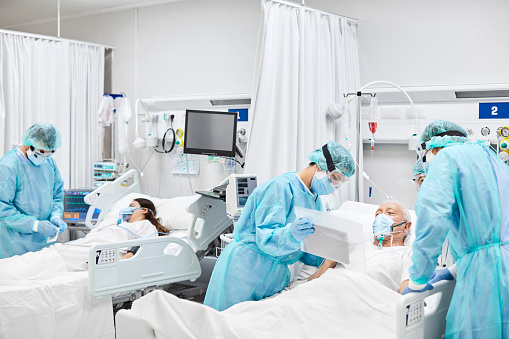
[308,141,355,177]
[412,159,424,176]
[419,120,468,150]
[22,123,62,151]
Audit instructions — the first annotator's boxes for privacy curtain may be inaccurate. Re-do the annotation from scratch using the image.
[0,32,104,188]
[246,0,362,203]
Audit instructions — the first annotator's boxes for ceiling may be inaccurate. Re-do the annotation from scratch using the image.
[0,0,185,29]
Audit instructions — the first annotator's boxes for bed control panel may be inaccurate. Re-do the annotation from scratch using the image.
[95,248,118,265]
[405,301,423,326]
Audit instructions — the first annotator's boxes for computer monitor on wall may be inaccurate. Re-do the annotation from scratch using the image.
[183,109,238,157]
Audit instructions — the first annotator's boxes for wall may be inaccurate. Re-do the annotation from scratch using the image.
[10,0,509,207]
[13,0,260,198]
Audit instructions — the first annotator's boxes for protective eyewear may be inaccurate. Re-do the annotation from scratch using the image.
[328,170,350,188]
[34,150,54,159]
[411,174,425,190]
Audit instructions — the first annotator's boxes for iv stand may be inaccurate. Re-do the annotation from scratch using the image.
[343,81,418,202]
[344,91,375,202]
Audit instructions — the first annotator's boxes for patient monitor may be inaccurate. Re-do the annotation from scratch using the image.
[226,174,257,220]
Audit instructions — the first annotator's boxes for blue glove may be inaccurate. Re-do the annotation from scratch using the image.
[428,268,454,285]
[37,220,59,238]
[51,216,68,234]
[290,217,314,242]
[402,283,433,295]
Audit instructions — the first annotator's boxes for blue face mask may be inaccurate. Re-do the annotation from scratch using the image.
[311,171,335,196]
[26,149,48,166]
[117,207,139,225]
[372,214,394,239]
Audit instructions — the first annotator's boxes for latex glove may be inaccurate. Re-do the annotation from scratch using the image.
[290,217,314,242]
[51,216,68,234]
[37,220,59,238]
[428,268,454,285]
[402,283,433,295]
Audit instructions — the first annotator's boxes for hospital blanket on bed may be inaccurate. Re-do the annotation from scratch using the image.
[129,268,399,339]
[0,250,114,339]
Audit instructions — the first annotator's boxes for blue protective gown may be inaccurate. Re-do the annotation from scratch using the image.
[409,142,509,339]
[0,149,64,258]
[204,172,324,311]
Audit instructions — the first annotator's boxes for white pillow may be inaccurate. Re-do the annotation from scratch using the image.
[101,193,196,230]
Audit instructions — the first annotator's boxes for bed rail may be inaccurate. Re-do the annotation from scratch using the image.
[396,280,455,339]
[186,195,233,252]
[89,236,201,297]
[84,169,141,229]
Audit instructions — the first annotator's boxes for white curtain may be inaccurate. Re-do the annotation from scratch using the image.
[0,32,104,188]
[246,0,362,203]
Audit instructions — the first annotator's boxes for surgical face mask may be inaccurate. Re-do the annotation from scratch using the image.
[26,149,51,166]
[311,171,336,195]
[372,214,406,249]
[117,207,140,225]
[425,151,436,164]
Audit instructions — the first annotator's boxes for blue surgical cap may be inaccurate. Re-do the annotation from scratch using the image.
[308,141,355,177]
[419,120,468,150]
[22,123,62,151]
[412,159,424,176]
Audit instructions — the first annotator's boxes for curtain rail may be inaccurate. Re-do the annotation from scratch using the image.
[267,0,358,23]
[0,28,114,49]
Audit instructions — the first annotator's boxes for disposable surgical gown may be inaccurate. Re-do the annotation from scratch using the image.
[204,172,324,311]
[0,149,64,259]
[409,142,509,338]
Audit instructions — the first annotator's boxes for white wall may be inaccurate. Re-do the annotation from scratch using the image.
[10,0,509,207]
[13,0,260,198]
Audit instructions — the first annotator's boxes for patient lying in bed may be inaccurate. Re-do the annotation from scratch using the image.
[305,200,413,293]
[7,197,170,272]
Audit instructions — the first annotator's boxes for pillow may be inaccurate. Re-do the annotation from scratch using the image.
[100,193,197,230]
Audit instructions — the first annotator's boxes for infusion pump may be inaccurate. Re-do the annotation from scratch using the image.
[226,174,257,220]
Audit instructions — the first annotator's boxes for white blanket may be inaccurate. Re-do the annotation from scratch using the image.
[0,250,114,339]
[130,268,400,339]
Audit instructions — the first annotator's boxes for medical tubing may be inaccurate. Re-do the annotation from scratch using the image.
[185,154,193,194]
[361,171,392,200]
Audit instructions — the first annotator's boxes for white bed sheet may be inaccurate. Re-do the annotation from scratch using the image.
[0,250,114,339]
[129,268,399,339]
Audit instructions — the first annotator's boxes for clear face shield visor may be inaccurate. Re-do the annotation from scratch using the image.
[411,173,425,191]
[315,169,350,189]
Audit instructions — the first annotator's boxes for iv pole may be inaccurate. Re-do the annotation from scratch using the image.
[343,81,418,202]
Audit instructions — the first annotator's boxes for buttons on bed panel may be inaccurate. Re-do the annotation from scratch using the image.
[95,248,118,265]
[405,301,423,326]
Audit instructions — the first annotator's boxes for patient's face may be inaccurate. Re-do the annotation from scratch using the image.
[128,201,147,222]
[375,202,405,223]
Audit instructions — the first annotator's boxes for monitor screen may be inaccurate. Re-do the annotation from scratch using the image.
[62,189,100,223]
[183,110,237,157]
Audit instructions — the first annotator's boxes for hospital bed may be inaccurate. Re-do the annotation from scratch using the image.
[114,201,456,339]
[0,169,233,339]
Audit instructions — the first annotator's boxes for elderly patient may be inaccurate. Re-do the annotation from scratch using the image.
[308,200,413,294]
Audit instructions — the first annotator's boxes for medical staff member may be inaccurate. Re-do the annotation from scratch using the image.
[204,141,355,311]
[403,120,509,338]
[411,159,425,191]
[0,123,67,259]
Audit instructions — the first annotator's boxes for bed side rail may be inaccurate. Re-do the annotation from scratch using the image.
[186,195,233,252]
[115,309,156,339]
[84,169,141,229]
[89,236,201,297]
[396,280,455,339]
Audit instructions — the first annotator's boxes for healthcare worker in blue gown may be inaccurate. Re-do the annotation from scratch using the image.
[0,123,67,259]
[204,141,355,311]
[403,120,509,338]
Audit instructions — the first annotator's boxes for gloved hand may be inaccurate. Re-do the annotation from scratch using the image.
[51,216,68,234]
[37,220,59,238]
[290,217,314,242]
[402,283,433,295]
[428,267,454,285]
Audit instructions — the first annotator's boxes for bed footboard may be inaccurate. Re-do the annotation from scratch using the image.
[89,236,201,297]
[396,280,455,339]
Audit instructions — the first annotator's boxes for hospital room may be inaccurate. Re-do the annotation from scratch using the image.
[0,0,508,338]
